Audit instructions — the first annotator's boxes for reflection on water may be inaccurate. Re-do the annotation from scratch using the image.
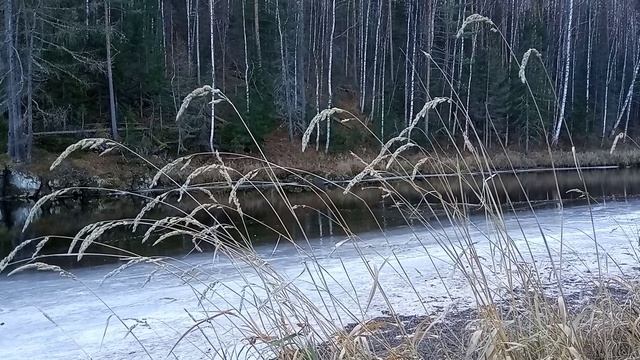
[1,168,640,264]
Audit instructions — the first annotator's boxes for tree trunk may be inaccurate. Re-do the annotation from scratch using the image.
[601,40,618,144]
[424,0,435,134]
[610,59,640,136]
[551,0,574,146]
[242,0,250,113]
[4,0,23,161]
[326,0,336,153]
[254,0,262,68]
[370,0,382,120]
[195,0,201,84]
[209,0,216,151]
[186,0,193,76]
[105,0,119,141]
[25,8,36,162]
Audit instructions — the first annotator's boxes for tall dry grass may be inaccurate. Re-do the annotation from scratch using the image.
[3,13,640,360]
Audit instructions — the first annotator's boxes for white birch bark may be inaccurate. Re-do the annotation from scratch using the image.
[186,0,192,76]
[360,0,371,112]
[195,0,201,84]
[254,0,262,68]
[602,40,618,143]
[408,6,417,126]
[370,0,382,120]
[586,4,593,105]
[403,0,412,126]
[86,0,90,28]
[551,0,574,145]
[160,0,167,75]
[105,0,119,141]
[326,0,336,153]
[209,0,216,152]
[242,0,250,113]
[610,59,640,136]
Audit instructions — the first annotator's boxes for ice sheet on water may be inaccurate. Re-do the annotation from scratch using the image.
[2,199,640,359]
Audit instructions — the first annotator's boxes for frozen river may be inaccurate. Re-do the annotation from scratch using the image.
[2,199,640,359]
[2,169,640,359]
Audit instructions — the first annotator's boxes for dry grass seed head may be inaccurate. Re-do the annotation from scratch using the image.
[101,257,161,285]
[50,138,116,170]
[411,157,432,180]
[31,237,51,259]
[456,14,496,38]
[176,85,213,121]
[610,132,626,154]
[184,164,235,189]
[77,220,134,260]
[151,154,197,187]
[0,238,39,273]
[229,168,261,215]
[385,143,416,170]
[404,97,451,135]
[302,108,348,152]
[23,188,72,232]
[343,136,408,194]
[141,216,208,244]
[8,262,75,279]
[133,191,173,231]
[519,48,542,84]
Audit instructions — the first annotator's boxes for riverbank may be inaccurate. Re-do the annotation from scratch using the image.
[332,280,639,359]
[4,143,640,199]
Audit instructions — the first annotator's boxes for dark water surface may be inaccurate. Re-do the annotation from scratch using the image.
[2,167,639,264]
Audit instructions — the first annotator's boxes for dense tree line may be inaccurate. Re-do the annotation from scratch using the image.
[1,0,640,162]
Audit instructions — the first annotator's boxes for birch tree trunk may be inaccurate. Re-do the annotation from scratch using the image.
[25,8,36,161]
[326,0,336,153]
[4,0,23,161]
[551,0,574,146]
[254,0,262,68]
[186,0,192,76]
[601,40,618,144]
[160,0,167,75]
[464,29,478,148]
[624,48,640,139]
[360,0,371,112]
[86,0,91,27]
[610,59,640,136]
[105,0,119,141]
[195,0,201,84]
[408,6,417,126]
[242,0,250,113]
[275,0,293,140]
[370,0,383,120]
[424,0,435,134]
[616,31,629,124]
[209,0,216,151]
[403,0,413,126]
[586,4,593,106]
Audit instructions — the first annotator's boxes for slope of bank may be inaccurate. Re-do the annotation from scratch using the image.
[3,142,640,199]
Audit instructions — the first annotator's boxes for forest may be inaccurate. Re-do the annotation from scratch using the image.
[1,0,640,163]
